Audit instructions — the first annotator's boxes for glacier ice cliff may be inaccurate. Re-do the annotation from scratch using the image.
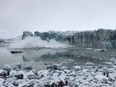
[22,29,116,49]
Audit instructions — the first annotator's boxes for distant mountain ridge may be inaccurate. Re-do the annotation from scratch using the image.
[22,29,116,49]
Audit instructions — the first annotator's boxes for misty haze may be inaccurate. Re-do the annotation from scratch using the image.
[0,0,116,87]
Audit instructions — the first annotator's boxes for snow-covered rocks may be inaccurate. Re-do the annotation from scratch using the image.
[0,78,4,87]
[0,63,116,87]
[0,70,8,78]
[94,74,108,82]
[73,65,81,70]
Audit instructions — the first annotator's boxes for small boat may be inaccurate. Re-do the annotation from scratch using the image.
[10,50,23,54]
[7,48,23,54]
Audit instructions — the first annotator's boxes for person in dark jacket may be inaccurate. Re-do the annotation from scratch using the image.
[65,80,68,85]
[58,81,65,87]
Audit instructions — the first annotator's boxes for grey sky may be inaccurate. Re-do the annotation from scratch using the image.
[0,0,116,38]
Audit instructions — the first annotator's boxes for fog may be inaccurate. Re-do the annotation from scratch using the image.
[9,37,69,48]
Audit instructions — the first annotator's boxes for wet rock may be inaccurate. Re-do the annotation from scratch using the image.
[47,65,59,70]
[15,74,24,79]
[13,81,19,86]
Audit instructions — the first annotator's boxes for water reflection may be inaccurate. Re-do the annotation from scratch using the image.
[0,47,22,68]
[0,47,110,70]
[17,48,69,70]
[19,48,106,70]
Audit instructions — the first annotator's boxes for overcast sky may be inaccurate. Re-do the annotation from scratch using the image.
[0,0,116,38]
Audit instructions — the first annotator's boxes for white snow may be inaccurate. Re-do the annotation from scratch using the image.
[1,62,116,87]
[0,70,7,73]
[0,78,4,87]
[73,65,81,70]
[94,74,108,82]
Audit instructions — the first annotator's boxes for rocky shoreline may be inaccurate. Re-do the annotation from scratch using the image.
[0,60,116,87]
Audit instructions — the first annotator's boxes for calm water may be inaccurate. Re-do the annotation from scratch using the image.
[0,47,111,70]
[0,47,73,70]
[0,47,22,68]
